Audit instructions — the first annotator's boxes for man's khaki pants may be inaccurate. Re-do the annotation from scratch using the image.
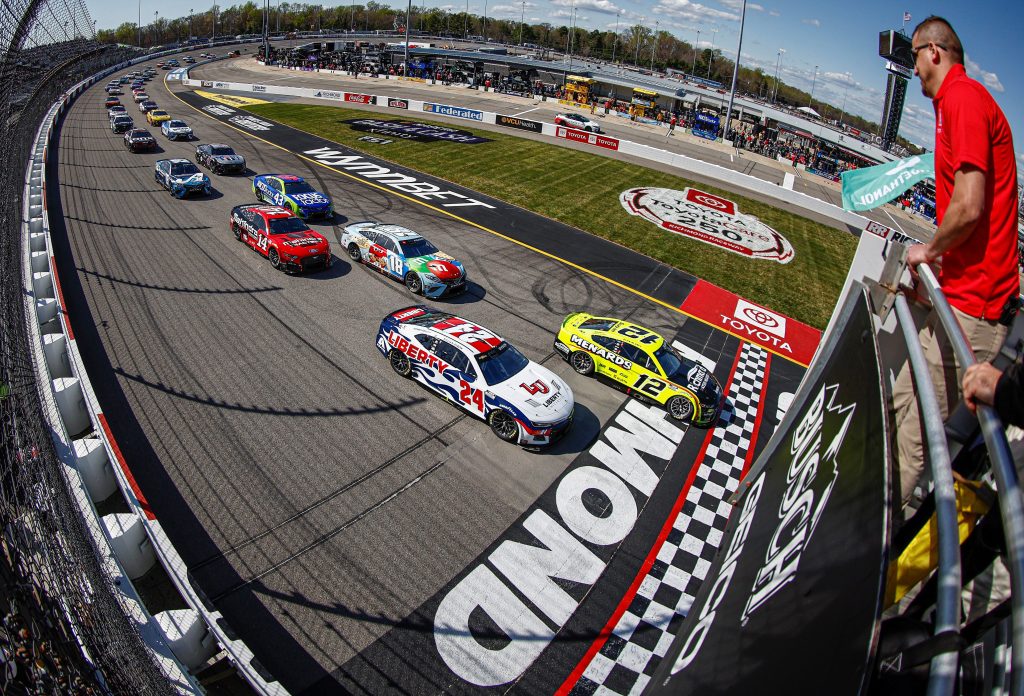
[893,306,1007,507]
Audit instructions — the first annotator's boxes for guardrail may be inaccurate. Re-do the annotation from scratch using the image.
[26,42,291,695]
[182,69,874,233]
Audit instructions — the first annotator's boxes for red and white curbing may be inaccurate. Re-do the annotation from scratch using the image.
[22,48,290,696]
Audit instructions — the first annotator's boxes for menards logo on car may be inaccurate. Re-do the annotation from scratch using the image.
[620,187,795,263]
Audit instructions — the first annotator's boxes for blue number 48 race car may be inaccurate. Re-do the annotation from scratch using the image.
[252,174,333,219]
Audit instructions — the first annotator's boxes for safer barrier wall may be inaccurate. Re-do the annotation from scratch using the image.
[24,46,290,696]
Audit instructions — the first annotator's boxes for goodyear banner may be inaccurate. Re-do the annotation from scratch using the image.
[647,286,889,696]
[840,153,934,211]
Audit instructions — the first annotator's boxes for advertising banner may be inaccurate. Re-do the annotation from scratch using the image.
[387,97,409,109]
[313,89,343,100]
[555,126,619,151]
[648,287,889,696]
[341,118,490,144]
[344,92,374,104]
[422,102,483,121]
[679,280,821,365]
[840,153,934,211]
[496,114,543,133]
[692,112,720,140]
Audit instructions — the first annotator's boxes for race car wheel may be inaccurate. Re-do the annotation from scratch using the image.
[232,223,242,241]
[388,349,412,377]
[667,395,694,422]
[347,244,361,262]
[570,351,595,376]
[212,164,221,175]
[405,272,423,295]
[269,248,282,269]
[254,189,264,202]
[488,410,520,443]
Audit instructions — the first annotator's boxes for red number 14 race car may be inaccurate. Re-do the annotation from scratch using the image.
[229,204,332,273]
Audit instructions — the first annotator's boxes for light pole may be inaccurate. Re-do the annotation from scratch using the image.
[189,9,193,39]
[772,47,784,102]
[403,0,411,74]
[706,26,717,79]
[483,0,488,40]
[724,0,747,143]
[137,0,141,46]
[567,2,577,74]
[611,11,619,64]
[633,17,644,68]
[464,0,468,39]
[154,10,158,44]
[691,29,699,76]
[212,3,217,41]
[650,20,658,73]
[808,64,818,108]
[839,86,848,126]
[516,0,524,44]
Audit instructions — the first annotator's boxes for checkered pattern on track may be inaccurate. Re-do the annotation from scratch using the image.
[570,343,769,696]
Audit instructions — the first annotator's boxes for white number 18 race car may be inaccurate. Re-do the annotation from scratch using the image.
[377,306,574,447]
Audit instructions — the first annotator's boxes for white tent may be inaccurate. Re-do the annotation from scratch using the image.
[797,106,822,119]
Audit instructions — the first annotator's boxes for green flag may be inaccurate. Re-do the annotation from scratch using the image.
[840,153,934,211]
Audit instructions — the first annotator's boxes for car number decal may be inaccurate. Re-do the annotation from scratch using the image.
[632,373,667,398]
[458,380,485,412]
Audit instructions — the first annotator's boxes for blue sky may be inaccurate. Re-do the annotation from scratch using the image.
[89,0,1024,176]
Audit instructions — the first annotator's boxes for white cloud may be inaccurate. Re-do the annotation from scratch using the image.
[801,18,820,27]
[651,0,739,23]
[769,9,779,16]
[823,71,858,88]
[964,54,1004,93]
[717,0,764,10]
[551,0,621,13]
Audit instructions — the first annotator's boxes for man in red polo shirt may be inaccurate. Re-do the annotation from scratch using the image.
[894,15,1020,507]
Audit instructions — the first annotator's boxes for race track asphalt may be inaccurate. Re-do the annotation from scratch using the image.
[52,51,806,694]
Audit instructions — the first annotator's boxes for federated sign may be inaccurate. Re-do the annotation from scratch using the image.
[341,118,491,144]
[621,187,795,263]
[422,102,484,121]
[648,286,889,696]
[840,153,934,211]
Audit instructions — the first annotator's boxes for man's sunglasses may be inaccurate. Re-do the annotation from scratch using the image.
[912,42,948,59]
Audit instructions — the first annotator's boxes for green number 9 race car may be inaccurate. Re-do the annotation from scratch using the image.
[554,313,725,426]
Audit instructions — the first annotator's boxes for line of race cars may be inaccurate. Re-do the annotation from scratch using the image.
[100,59,725,448]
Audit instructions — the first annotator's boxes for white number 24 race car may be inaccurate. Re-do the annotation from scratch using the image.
[377,306,574,447]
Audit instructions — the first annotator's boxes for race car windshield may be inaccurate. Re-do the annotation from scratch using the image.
[210,146,234,156]
[268,217,311,235]
[477,342,529,386]
[654,346,684,378]
[170,163,199,176]
[283,181,315,195]
[168,121,187,128]
[399,238,439,257]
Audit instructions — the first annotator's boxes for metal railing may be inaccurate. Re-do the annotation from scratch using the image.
[874,242,1021,695]
[915,263,1024,695]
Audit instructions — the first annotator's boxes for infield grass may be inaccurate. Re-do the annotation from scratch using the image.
[244,102,857,328]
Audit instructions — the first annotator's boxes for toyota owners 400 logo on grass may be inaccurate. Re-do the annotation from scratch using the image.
[620,187,795,263]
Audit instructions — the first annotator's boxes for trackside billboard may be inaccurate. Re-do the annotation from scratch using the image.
[647,286,890,695]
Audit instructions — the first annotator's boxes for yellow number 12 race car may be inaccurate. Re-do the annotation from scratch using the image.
[554,313,725,426]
